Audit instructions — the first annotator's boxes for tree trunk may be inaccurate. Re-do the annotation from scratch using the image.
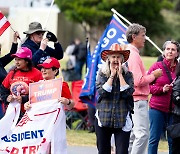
[87,25,105,52]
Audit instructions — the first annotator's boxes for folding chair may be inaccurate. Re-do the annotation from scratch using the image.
[66,80,89,130]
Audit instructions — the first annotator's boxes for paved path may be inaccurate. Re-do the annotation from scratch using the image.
[67,146,168,154]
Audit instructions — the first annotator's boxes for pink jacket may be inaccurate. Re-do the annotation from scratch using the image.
[148,59,177,113]
[127,44,155,101]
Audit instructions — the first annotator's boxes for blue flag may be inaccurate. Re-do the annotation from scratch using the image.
[80,14,128,108]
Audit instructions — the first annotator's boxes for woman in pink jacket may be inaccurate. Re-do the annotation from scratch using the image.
[147,40,179,154]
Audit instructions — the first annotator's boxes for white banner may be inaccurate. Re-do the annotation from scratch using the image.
[0,100,67,154]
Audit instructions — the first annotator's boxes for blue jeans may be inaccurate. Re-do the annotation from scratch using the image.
[148,108,172,154]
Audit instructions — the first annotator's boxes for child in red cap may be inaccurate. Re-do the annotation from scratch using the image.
[24,57,74,153]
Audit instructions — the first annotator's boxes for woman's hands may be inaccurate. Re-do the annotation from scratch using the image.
[24,101,31,111]
[110,63,117,77]
[13,31,20,43]
[152,68,162,79]
[110,59,123,77]
[58,97,69,105]
[7,95,14,103]
[7,95,22,103]
[117,60,123,76]
[58,97,74,110]
[109,59,127,86]
[24,97,75,111]
[163,84,172,93]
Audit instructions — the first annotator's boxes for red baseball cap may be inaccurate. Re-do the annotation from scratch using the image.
[38,57,60,69]
[11,47,32,60]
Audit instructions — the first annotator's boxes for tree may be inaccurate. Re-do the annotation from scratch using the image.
[55,0,174,55]
[172,0,180,12]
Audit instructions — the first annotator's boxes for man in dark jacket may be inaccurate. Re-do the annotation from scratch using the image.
[21,22,63,66]
[72,38,86,79]
[0,32,19,119]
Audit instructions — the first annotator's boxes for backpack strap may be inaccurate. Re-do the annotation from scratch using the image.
[162,61,173,83]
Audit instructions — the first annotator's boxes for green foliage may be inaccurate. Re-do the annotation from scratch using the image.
[56,0,112,26]
[174,0,180,12]
[55,0,179,56]
[162,10,180,42]
[56,0,173,34]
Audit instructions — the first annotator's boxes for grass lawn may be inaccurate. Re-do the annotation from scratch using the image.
[142,56,157,70]
[66,130,168,152]
[66,130,96,147]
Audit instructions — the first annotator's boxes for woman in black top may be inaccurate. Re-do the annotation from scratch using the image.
[0,32,19,119]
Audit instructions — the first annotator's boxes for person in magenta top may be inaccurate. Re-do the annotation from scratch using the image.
[147,40,179,154]
[126,23,162,154]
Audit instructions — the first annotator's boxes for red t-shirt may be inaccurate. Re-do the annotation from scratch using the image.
[61,82,72,99]
[3,68,43,90]
[2,68,43,112]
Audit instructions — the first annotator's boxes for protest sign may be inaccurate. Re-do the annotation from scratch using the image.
[0,78,67,154]
[29,78,62,104]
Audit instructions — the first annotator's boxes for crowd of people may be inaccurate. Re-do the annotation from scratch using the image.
[94,23,180,154]
[0,21,75,153]
[0,22,66,119]
[0,20,180,154]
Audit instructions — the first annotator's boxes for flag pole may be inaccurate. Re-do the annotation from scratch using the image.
[43,0,55,30]
[10,25,21,42]
[111,8,163,54]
